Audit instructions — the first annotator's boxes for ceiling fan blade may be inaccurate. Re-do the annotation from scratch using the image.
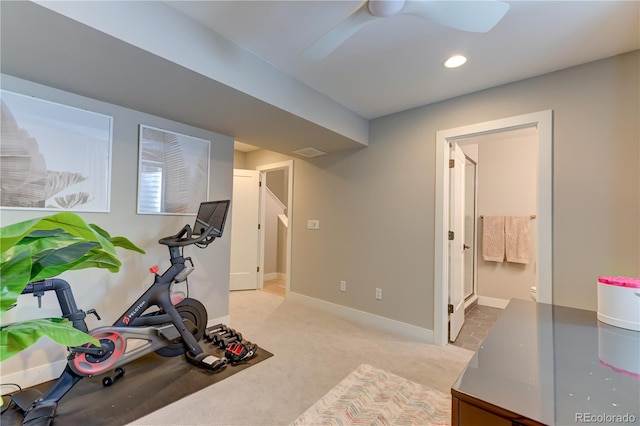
[401,0,510,33]
[303,2,377,60]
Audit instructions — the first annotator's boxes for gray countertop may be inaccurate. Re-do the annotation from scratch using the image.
[452,298,640,425]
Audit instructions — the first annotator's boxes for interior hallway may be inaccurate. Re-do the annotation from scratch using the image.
[262,278,286,297]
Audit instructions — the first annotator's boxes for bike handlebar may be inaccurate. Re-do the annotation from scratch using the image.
[158,224,217,247]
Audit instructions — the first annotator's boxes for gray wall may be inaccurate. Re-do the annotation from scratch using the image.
[1,74,234,376]
[246,51,639,331]
[265,169,288,276]
[475,129,539,302]
[233,150,247,169]
[266,169,287,208]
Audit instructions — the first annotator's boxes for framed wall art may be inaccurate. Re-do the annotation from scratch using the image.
[137,125,210,215]
[0,90,113,212]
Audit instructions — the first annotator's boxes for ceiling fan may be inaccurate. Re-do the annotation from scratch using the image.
[303,0,510,60]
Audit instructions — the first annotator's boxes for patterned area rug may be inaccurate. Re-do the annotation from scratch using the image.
[290,364,450,426]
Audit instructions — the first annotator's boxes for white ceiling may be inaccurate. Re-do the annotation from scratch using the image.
[1,1,638,157]
[166,1,639,119]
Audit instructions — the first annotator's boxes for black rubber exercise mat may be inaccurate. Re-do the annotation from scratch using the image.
[1,342,272,425]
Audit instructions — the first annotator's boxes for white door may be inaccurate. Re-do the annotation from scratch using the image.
[449,143,466,342]
[230,169,261,291]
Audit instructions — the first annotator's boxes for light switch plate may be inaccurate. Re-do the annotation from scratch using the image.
[307,219,320,230]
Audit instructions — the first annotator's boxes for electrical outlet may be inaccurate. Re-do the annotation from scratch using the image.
[375,288,382,300]
[340,280,347,292]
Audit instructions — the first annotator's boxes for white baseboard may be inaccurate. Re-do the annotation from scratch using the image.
[208,314,230,328]
[478,296,510,309]
[1,359,68,392]
[288,292,434,343]
[263,272,285,281]
[464,295,479,310]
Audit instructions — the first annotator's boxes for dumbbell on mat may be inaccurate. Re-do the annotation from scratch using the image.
[217,332,242,348]
[204,324,229,342]
[211,329,235,345]
[102,367,125,387]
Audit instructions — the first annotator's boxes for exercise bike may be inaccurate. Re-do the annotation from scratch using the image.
[15,200,231,426]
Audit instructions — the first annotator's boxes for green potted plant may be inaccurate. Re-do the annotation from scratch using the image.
[0,212,145,363]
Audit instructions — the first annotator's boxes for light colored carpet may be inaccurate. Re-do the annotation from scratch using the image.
[129,290,473,426]
[290,364,450,426]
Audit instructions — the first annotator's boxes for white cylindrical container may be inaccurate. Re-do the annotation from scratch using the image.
[597,276,640,332]
[598,321,640,379]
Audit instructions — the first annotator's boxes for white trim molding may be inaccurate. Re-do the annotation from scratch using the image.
[478,296,511,309]
[1,359,68,391]
[209,315,230,328]
[288,292,434,343]
[263,272,286,281]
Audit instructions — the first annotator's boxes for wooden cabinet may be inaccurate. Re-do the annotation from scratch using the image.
[451,391,544,426]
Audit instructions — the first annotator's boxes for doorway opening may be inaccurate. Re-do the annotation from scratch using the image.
[257,161,294,297]
[434,110,553,346]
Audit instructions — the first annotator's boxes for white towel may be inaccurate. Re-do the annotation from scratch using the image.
[482,216,505,262]
[505,216,531,264]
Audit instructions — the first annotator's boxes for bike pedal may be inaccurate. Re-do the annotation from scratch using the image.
[11,389,43,412]
[185,351,227,372]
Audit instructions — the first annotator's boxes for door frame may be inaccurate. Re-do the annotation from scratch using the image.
[433,110,553,346]
[256,160,294,295]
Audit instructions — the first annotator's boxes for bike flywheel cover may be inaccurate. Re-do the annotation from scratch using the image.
[72,330,126,376]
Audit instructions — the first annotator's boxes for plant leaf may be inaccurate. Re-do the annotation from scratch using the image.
[109,236,145,254]
[90,224,145,254]
[0,318,100,361]
[0,217,46,253]
[0,212,144,362]
[21,229,67,239]
[88,223,111,239]
[18,230,84,254]
[0,246,32,314]
[68,250,122,273]
[35,213,115,255]
[30,241,101,282]
[0,212,114,256]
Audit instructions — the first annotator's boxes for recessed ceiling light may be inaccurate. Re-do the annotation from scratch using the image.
[444,55,467,69]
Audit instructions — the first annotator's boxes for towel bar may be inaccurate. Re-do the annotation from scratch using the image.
[480,215,536,219]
